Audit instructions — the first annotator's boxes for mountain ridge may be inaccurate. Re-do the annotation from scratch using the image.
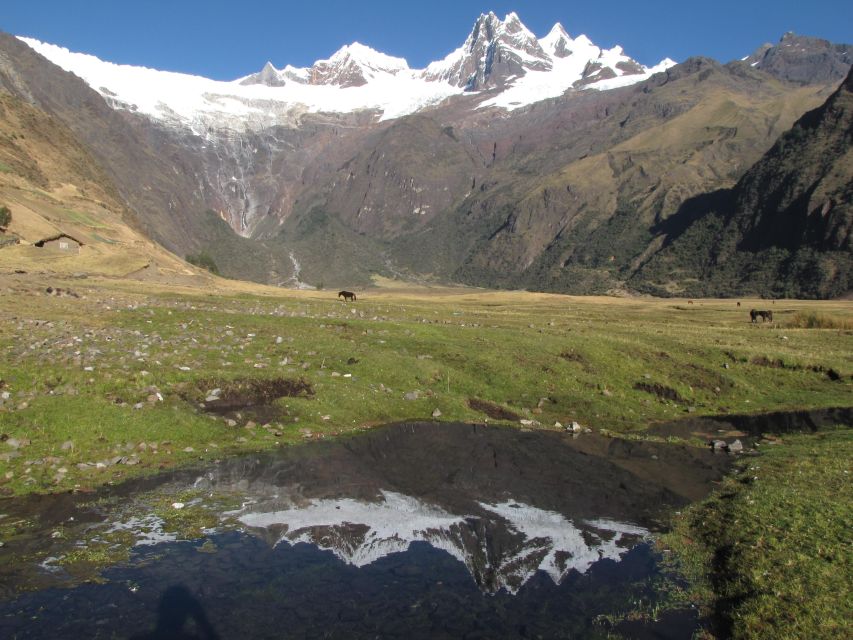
[0,17,850,297]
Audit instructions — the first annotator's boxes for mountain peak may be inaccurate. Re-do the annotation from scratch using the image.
[424,11,550,90]
[744,32,852,85]
[309,42,409,87]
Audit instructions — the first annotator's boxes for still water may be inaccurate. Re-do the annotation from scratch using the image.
[0,422,729,638]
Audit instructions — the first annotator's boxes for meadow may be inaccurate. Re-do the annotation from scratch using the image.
[0,273,850,637]
[0,273,850,497]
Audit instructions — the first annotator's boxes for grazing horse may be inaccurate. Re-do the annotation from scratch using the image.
[750,309,773,323]
[687,300,694,305]
[338,290,357,302]
[737,301,741,307]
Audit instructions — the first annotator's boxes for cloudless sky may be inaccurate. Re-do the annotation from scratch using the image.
[3,1,851,80]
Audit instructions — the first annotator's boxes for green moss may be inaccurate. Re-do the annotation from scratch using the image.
[658,428,853,639]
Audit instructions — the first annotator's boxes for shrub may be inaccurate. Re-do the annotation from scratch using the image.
[185,251,220,275]
[788,311,853,330]
[0,205,11,230]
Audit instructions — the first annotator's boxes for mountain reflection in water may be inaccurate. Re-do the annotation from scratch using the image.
[0,422,730,639]
[238,490,649,594]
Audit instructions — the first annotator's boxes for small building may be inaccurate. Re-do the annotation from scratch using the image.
[34,233,83,254]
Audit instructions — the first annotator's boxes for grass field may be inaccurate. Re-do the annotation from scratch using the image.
[0,271,850,637]
[1,272,850,497]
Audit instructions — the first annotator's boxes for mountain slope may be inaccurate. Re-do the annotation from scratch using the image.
[633,66,853,298]
[1,17,849,296]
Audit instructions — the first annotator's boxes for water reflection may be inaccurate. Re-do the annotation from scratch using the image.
[238,490,649,594]
[0,422,730,638]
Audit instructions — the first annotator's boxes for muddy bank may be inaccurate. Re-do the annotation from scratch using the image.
[648,406,852,441]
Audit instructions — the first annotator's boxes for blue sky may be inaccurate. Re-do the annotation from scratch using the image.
[3,1,851,80]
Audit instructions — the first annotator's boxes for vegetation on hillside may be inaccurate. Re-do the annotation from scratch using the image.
[185,250,220,275]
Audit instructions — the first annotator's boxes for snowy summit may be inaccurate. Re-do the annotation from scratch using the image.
[18,12,675,131]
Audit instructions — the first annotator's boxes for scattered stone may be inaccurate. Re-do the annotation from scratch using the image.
[275,336,283,344]
[404,391,420,401]
[61,440,74,451]
[710,439,728,452]
[183,447,194,453]
[554,421,563,429]
[432,408,442,418]
[601,389,613,397]
[728,439,744,453]
[330,372,341,377]
[133,402,144,410]
[172,502,185,510]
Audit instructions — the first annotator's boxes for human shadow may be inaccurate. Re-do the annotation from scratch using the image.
[130,584,219,640]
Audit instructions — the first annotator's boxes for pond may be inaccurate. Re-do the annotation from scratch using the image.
[0,422,731,639]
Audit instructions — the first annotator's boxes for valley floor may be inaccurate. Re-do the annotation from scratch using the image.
[0,270,850,637]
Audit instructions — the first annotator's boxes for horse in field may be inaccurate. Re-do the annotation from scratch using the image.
[338,290,357,302]
[750,309,772,323]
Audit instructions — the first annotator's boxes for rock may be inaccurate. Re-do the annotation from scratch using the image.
[601,389,613,397]
[404,391,420,401]
[133,402,144,410]
[569,421,583,433]
[225,419,238,427]
[275,336,284,344]
[432,408,442,418]
[554,421,563,429]
[205,395,219,402]
[61,440,74,451]
[171,502,185,510]
[710,439,728,452]
[728,439,744,453]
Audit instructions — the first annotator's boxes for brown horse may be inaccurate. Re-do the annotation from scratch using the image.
[338,290,357,302]
[750,309,772,323]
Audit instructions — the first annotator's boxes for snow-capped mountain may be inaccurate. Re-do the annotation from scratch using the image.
[238,490,649,594]
[240,42,411,88]
[422,11,553,89]
[18,11,675,130]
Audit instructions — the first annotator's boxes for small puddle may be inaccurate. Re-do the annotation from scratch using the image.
[0,422,731,639]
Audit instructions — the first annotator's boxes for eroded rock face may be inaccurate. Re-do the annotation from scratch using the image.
[744,32,852,85]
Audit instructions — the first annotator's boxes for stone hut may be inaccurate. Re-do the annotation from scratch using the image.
[34,233,83,254]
